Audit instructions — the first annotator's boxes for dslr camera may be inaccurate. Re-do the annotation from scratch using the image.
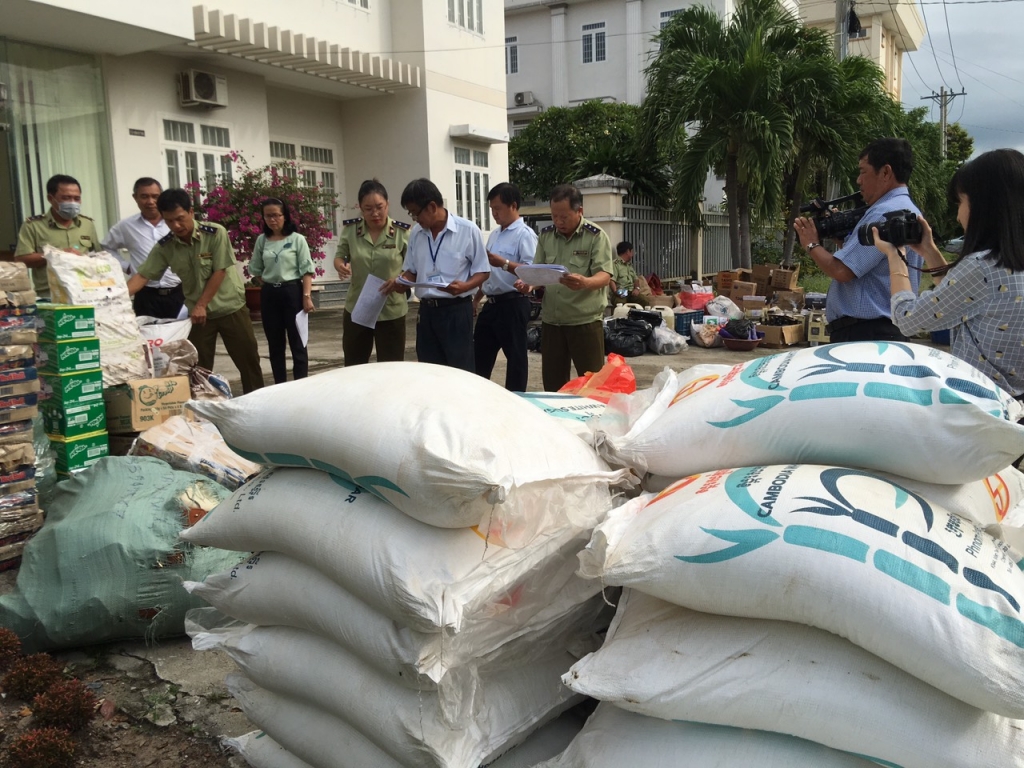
[799,192,867,242]
[855,210,923,248]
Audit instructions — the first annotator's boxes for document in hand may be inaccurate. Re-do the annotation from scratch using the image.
[397,275,450,289]
[515,264,569,286]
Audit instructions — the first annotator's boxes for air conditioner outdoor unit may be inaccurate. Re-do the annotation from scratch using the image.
[514,91,535,106]
[179,70,229,108]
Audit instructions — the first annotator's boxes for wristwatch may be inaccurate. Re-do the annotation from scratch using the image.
[504,259,511,272]
[806,242,821,251]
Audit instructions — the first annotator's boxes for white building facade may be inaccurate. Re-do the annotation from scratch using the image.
[0,0,509,286]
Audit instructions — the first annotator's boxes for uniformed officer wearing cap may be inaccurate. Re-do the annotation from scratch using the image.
[514,183,613,392]
[14,174,99,299]
[335,179,410,365]
[126,188,264,394]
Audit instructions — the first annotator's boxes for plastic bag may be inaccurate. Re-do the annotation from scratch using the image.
[603,317,652,358]
[691,321,724,348]
[189,365,233,400]
[559,353,637,403]
[705,295,743,319]
[526,325,542,352]
[647,325,687,355]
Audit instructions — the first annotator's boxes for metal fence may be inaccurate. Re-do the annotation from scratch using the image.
[623,196,733,280]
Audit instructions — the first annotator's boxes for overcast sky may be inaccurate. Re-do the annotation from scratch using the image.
[893,0,1024,155]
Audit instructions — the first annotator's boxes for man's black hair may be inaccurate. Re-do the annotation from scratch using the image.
[156,188,193,213]
[860,138,914,183]
[549,184,583,211]
[46,174,80,196]
[133,177,163,194]
[400,178,444,210]
[487,182,522,209]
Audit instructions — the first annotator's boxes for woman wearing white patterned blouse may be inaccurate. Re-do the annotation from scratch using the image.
[874,149,1024,396]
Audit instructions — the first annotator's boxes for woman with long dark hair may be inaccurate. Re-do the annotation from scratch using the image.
[875,148,1024,396]
[249,197,315,383]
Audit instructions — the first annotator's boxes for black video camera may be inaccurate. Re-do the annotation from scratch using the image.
[855,209,924,248]
[799,192,867,242]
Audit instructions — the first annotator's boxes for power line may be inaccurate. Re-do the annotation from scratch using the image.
[940,0,967,93]
[884,0,937,94]
[916,0,950,85]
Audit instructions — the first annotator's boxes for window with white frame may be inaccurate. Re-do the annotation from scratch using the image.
[506,36,519,75]
[299,143,338,234]
[162,118,232,191]
[511,119,532,138]
[454,146,490,230]
[269,141,298,180]
[582,22,606,64]
[660,9,683,29]
[850,25,870,39]
[448,0,483,33]
[348,0,368,7]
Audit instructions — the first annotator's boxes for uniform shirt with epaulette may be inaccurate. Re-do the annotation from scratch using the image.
[338,216,410,322]
[14,210,99,295]
[612,258,639,293]
[534,216,614,325]
[136,221,245,318]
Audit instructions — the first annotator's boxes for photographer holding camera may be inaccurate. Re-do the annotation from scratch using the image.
[874,149,1024,397]
[794,138,923,342]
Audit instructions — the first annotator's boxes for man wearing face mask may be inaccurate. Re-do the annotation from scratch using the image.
[14,174,99,299]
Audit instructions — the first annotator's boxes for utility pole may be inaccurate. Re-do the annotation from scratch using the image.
[922,87,967,158]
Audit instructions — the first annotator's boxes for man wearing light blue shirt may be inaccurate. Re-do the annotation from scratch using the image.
[384,178,490,372]
[102,177,184,319]
[473,183,537,391]
[794,138,923,342]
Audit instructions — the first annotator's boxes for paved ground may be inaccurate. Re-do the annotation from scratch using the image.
[217,302,779,395]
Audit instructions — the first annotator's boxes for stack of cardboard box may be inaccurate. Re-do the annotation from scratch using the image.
[37,304,110,476]
[0,264,43,570]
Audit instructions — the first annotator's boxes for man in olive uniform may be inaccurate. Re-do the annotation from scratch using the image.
[14,174,99,298]
[514,184,613,391]
[126,188,264,394]
[610,241,650,307]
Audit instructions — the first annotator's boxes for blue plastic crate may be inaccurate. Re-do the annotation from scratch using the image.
[674,310,704,334]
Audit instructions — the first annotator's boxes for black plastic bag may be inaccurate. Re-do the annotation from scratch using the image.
[526,324,542,352]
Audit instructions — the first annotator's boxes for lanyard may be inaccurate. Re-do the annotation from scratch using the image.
[426,229,448,268]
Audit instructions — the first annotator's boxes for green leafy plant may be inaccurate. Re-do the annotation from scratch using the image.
[6,727,76,768]
[2,654,63,701]
[33,679,97,732]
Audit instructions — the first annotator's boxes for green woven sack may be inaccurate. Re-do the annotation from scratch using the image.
[0,456,243,651]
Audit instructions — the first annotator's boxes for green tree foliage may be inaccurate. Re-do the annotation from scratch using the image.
[509,102,662,200]
[945,123,974,167]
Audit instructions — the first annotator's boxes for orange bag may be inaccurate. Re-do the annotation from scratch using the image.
[558,353,637,403]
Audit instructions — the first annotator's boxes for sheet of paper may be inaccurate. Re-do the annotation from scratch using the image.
[351,274,389,329]
[515,263,569,286]
[176,304,190,321]
[397,275,451,289]
[295,308,309,347]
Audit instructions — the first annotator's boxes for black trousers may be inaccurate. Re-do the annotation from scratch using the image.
[261,281,308,384]
[133,285,185,319]
[827,316,909,343]
[474,293,530,391]
[416,297,474,372]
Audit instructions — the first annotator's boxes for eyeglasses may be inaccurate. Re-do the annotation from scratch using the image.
[360,203,387,215]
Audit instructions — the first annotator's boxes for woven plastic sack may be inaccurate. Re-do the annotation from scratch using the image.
[578,465,1024,717]
[43,246,150,385]
[596,342,1024,484]
[557,353,636,404]
[189,362,629,545]
[180,467,595,636]
[515,392,606,443]
[564,590,1024,768]
[194,624,580,768]
[0,456,237,650]
[538,703,876,768]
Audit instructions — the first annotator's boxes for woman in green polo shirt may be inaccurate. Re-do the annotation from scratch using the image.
[335,179,410,365]
[249,198,315,383]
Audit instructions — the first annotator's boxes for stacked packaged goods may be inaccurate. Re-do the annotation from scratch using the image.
[36,303,109,477]
[182,362,632,768]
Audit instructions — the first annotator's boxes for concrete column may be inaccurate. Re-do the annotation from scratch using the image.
[574,174,631,246]
[550,4,568,107]
[625,0,644,105]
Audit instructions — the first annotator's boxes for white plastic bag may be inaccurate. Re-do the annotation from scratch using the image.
[704,294,743,319]
[596,342,1024,484]
[188,362,631,545]
[563,590,1024,768]
[646,325,687,355]
[578,465,1024,717]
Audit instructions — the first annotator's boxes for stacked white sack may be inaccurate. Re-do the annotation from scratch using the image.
[187,362,631,547]
[43,246,150,385]
[183,364,628,767]
[595,342,1024,484]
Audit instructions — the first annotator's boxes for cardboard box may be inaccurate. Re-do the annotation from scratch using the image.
[716,270,741,292]
[729,281,758,302]
[740,297,769,321]
[0,368,40,398]
[40,369,104,407]
[41,399,107,439]
[648,295,677,308]
[773,289,806,313]
[50,430,109,474]
[757,317,806,348]
[807,310,830,345]
[107,433,140,457]
[771,264,801,290]
[36,304,96,341]
[37,337,102,374]
[103,376,190,434]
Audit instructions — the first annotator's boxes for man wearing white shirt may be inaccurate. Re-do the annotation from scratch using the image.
[102,177,184,319]
[383,178,489,372]
[473,182,536,391]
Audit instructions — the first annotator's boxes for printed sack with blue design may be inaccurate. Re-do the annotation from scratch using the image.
[595,342,1024,485]
[578,464,1024,717]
